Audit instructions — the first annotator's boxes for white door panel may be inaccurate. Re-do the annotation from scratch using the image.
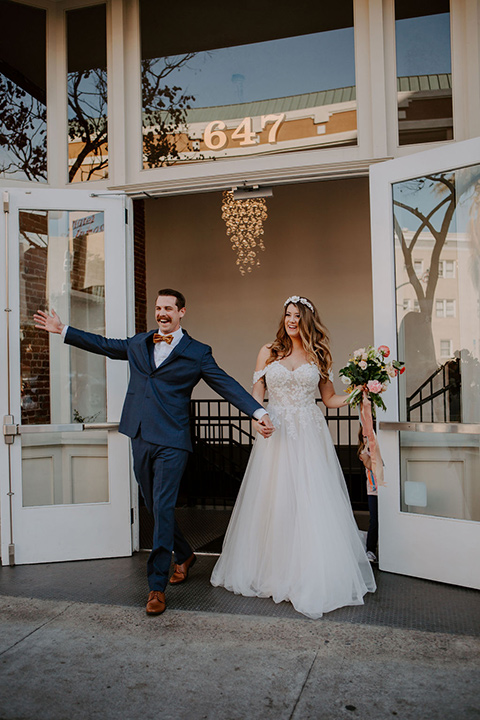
[1,189,133,565]
[370,137,480,589]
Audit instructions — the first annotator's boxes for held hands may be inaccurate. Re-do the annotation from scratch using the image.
[33,309,65,335]
[253,414,275,439]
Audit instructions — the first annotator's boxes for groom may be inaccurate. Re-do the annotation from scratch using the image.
[34,289,273,615]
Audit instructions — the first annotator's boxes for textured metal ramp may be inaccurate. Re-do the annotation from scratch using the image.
[0,553,479,635]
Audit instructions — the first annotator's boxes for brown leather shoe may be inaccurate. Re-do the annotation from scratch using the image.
[146,590,166,615]
[169,553,197,585]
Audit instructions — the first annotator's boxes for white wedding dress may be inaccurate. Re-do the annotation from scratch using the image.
[210,360,376,619]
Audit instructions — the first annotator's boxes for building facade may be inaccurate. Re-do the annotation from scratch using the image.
[1,0,479,588]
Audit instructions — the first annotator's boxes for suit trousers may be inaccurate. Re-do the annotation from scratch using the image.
[131,433,192,591]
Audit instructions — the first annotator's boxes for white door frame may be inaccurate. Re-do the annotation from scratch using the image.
[370,136,480,589]
[0,189,134,565]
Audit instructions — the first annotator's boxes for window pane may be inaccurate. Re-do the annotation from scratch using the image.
[393,164,480,423]
[67,5,108,183]
[395,0,453,146]
[445,260,455,278]
[20,210,107,426]
[140,0,356,167]
[0,1,47,182]
[440,339,452,358]
[20,209,108,507]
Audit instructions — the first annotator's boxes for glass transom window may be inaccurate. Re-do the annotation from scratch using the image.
[140,0,356,168]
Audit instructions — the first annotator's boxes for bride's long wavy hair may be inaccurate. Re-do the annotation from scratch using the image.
[267,297,333,379]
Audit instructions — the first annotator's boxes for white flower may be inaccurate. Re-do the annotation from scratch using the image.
[353,348,364,358]
[359,360,368,370]
[386,364,396,378]
[341,375,351,385]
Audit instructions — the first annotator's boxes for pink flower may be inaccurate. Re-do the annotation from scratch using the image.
[359,360,368,370]
[367,379,383,394]
[386,364,396,378]
[378,345,390,358]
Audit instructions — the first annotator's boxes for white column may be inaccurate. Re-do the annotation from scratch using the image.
[123,0,143,184]
[451,0,480,141]
[107,0,127,186]
[354,0,389,160]
[46,3,69,188]
[382,0,401,158]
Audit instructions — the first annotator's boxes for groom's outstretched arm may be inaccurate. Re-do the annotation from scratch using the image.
[34,309,129,361]
[200,347,274,437]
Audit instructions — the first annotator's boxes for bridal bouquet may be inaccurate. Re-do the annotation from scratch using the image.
[339,345,405,486]
[339,345,405,414]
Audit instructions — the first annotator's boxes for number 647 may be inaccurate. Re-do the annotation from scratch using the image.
[203,114,285,150]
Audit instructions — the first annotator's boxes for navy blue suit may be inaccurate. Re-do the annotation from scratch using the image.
[65,326,263,590]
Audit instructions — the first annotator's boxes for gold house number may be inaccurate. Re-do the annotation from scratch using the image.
[203,114,286,150]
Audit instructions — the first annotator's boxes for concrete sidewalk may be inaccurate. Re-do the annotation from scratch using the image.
[1,592,479,720]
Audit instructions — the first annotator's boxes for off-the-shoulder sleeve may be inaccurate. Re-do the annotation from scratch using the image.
[253,367,267,385]
[320,368,334,382]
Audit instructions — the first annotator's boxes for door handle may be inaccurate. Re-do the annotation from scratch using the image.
[20,423,120,433]
[3,417,120,443]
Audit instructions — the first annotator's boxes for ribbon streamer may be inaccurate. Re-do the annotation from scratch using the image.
[359,391,385,487]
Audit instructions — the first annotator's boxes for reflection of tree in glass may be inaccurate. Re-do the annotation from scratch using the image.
[395,174,456,322]
[394,169,480,395]
[73,408,100,424]
[0,75,47,181]
[68,68,108,182]
[142,55,201,167]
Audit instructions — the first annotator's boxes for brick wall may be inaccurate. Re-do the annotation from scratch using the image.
[133,199,147,333]
[19,212,51,424]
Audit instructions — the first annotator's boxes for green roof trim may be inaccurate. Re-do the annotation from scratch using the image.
[397,74,452,92]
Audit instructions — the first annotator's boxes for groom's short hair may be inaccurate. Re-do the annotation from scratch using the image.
[157,288,186,310]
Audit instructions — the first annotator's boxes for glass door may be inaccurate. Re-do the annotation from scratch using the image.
[370,137,480,589]
[1,189,133,565]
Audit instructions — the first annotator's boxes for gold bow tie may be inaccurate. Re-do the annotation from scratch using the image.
[153,333,174,345]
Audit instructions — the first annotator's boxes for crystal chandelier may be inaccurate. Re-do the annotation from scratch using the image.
[221,190,268,275]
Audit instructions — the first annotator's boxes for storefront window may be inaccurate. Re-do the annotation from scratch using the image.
[140,1,356,167]
[67,5,108,182]
[0,1,47,182]
[395,0,453,146]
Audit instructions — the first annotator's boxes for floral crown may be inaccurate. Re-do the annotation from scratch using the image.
[284,295,314,313]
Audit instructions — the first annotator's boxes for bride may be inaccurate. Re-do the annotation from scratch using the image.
[211,295,376,619]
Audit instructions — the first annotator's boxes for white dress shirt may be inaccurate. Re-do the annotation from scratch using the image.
[61,324,267,420]
[153,326,183,367]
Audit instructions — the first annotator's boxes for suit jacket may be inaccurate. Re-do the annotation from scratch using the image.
[65,327,263,451]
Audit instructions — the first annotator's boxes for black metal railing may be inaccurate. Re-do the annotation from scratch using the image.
[406,358,461,422]
[178,400,367,511]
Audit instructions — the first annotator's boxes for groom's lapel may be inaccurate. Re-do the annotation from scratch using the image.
[153,331,192,372]
[142,331,156,371]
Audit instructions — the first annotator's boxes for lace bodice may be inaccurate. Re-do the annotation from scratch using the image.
[253,361,328,437]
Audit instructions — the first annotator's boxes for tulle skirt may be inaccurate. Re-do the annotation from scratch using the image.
[210,407,376,619]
